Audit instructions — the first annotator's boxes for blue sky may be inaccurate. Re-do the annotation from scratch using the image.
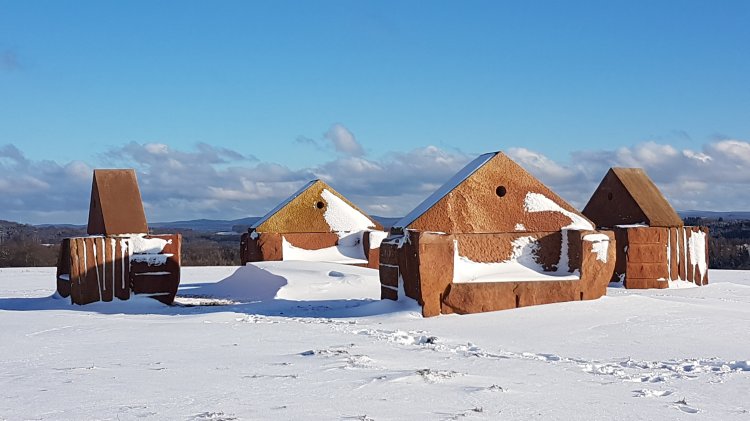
[1,1,749,224]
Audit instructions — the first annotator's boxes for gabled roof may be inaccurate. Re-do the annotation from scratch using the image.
[395,151,593,234]
[582,167,683,228]
[87,169,149,235]
[252,179,383,233]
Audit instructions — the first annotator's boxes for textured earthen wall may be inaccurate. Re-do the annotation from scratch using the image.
[452,232,580,272]
[242,232,283,264]
[381,230,616,317]
[583,170,649,228]
[406,153,593,233]
[621,226,710,289]
[363,232,380,269]
[254,180,382,233]
[624,227,669,289]
[242,230,381,268]
[583,168,684,228]
[378,239,401,301]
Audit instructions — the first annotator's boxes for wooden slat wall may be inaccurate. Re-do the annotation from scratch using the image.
[130,234,181,305]
[60,234,182,305]
[624,227,669,289]
[67,237,131,305]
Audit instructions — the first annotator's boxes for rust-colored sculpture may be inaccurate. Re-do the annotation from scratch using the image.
[583,168,709,288]
[240,180,385,269]
[380,152,616,317]
[56,169,182,305]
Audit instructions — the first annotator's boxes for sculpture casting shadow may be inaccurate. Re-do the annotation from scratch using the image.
[0,265,412,318]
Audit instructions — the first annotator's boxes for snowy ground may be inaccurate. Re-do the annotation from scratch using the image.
[1,264,749,420]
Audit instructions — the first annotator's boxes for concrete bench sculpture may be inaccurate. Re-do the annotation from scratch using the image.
[56,169,182,305]
[379,152,616,317]
[583,168,709,288]
[240,179,387,269]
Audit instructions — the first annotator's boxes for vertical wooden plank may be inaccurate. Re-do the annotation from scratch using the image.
[56,239,72,298]
[163,234,181,304]
[669,228,680,281]
[676,227,685,281]
[80,237,102,304]
[95,237,104,301]
[702,227,710,285]
[693,228,703,284]
[69,238,82,304]
[114,238,129,300]
[100,237,113,302]
[685,229,694,283]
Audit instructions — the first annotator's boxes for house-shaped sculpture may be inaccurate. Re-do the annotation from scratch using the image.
[582,168,709,288]
[240,180,386,269]
[379,152,616,317]
[56,169,182,305]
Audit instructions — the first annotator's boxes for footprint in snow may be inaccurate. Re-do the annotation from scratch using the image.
[415,368,464,383]
[328,270,345,277]
[631,389,673,398]
[672,399,700,414]
[188,411,238,421]
[300,344,355,357]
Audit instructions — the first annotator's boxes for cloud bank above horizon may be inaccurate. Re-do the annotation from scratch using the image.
[2,125,749,225]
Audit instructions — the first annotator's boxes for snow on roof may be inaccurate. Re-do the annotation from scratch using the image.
[321,189,377,232]
[251,180,317,230]
[394,152,497,229]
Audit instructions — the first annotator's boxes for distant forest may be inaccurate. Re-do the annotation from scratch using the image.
[1,218,749,269]
[0,221,243,267]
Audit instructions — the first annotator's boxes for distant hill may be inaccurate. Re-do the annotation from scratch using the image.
[151,215,402,232]
[150,217,260,233]
[677,210,750,221]
[30,215,403,234]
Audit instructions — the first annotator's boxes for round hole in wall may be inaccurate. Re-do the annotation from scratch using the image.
[495,186,507,197]
[607,192,613,200]
[316,201,325,209]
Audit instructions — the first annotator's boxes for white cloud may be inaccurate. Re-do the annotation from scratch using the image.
[682,150,712,163]
[144,143,169,155]
[506,147,578,183]
[2,139,750,224]
[707,140,750,165]
[324,123,364,156]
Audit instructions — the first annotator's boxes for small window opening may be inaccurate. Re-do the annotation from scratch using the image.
[580,292,584,301]
[496,186,507,197]
[607,192,613,200]
[316,201,325,209]
[515,294,520,308]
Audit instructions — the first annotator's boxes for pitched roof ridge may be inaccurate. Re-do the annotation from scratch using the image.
[394,151,499,229]
[251,179,318,229]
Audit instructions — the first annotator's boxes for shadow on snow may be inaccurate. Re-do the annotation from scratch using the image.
[0,265,416,319]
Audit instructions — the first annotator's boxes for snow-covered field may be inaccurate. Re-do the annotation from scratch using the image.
[1,264,749,420]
